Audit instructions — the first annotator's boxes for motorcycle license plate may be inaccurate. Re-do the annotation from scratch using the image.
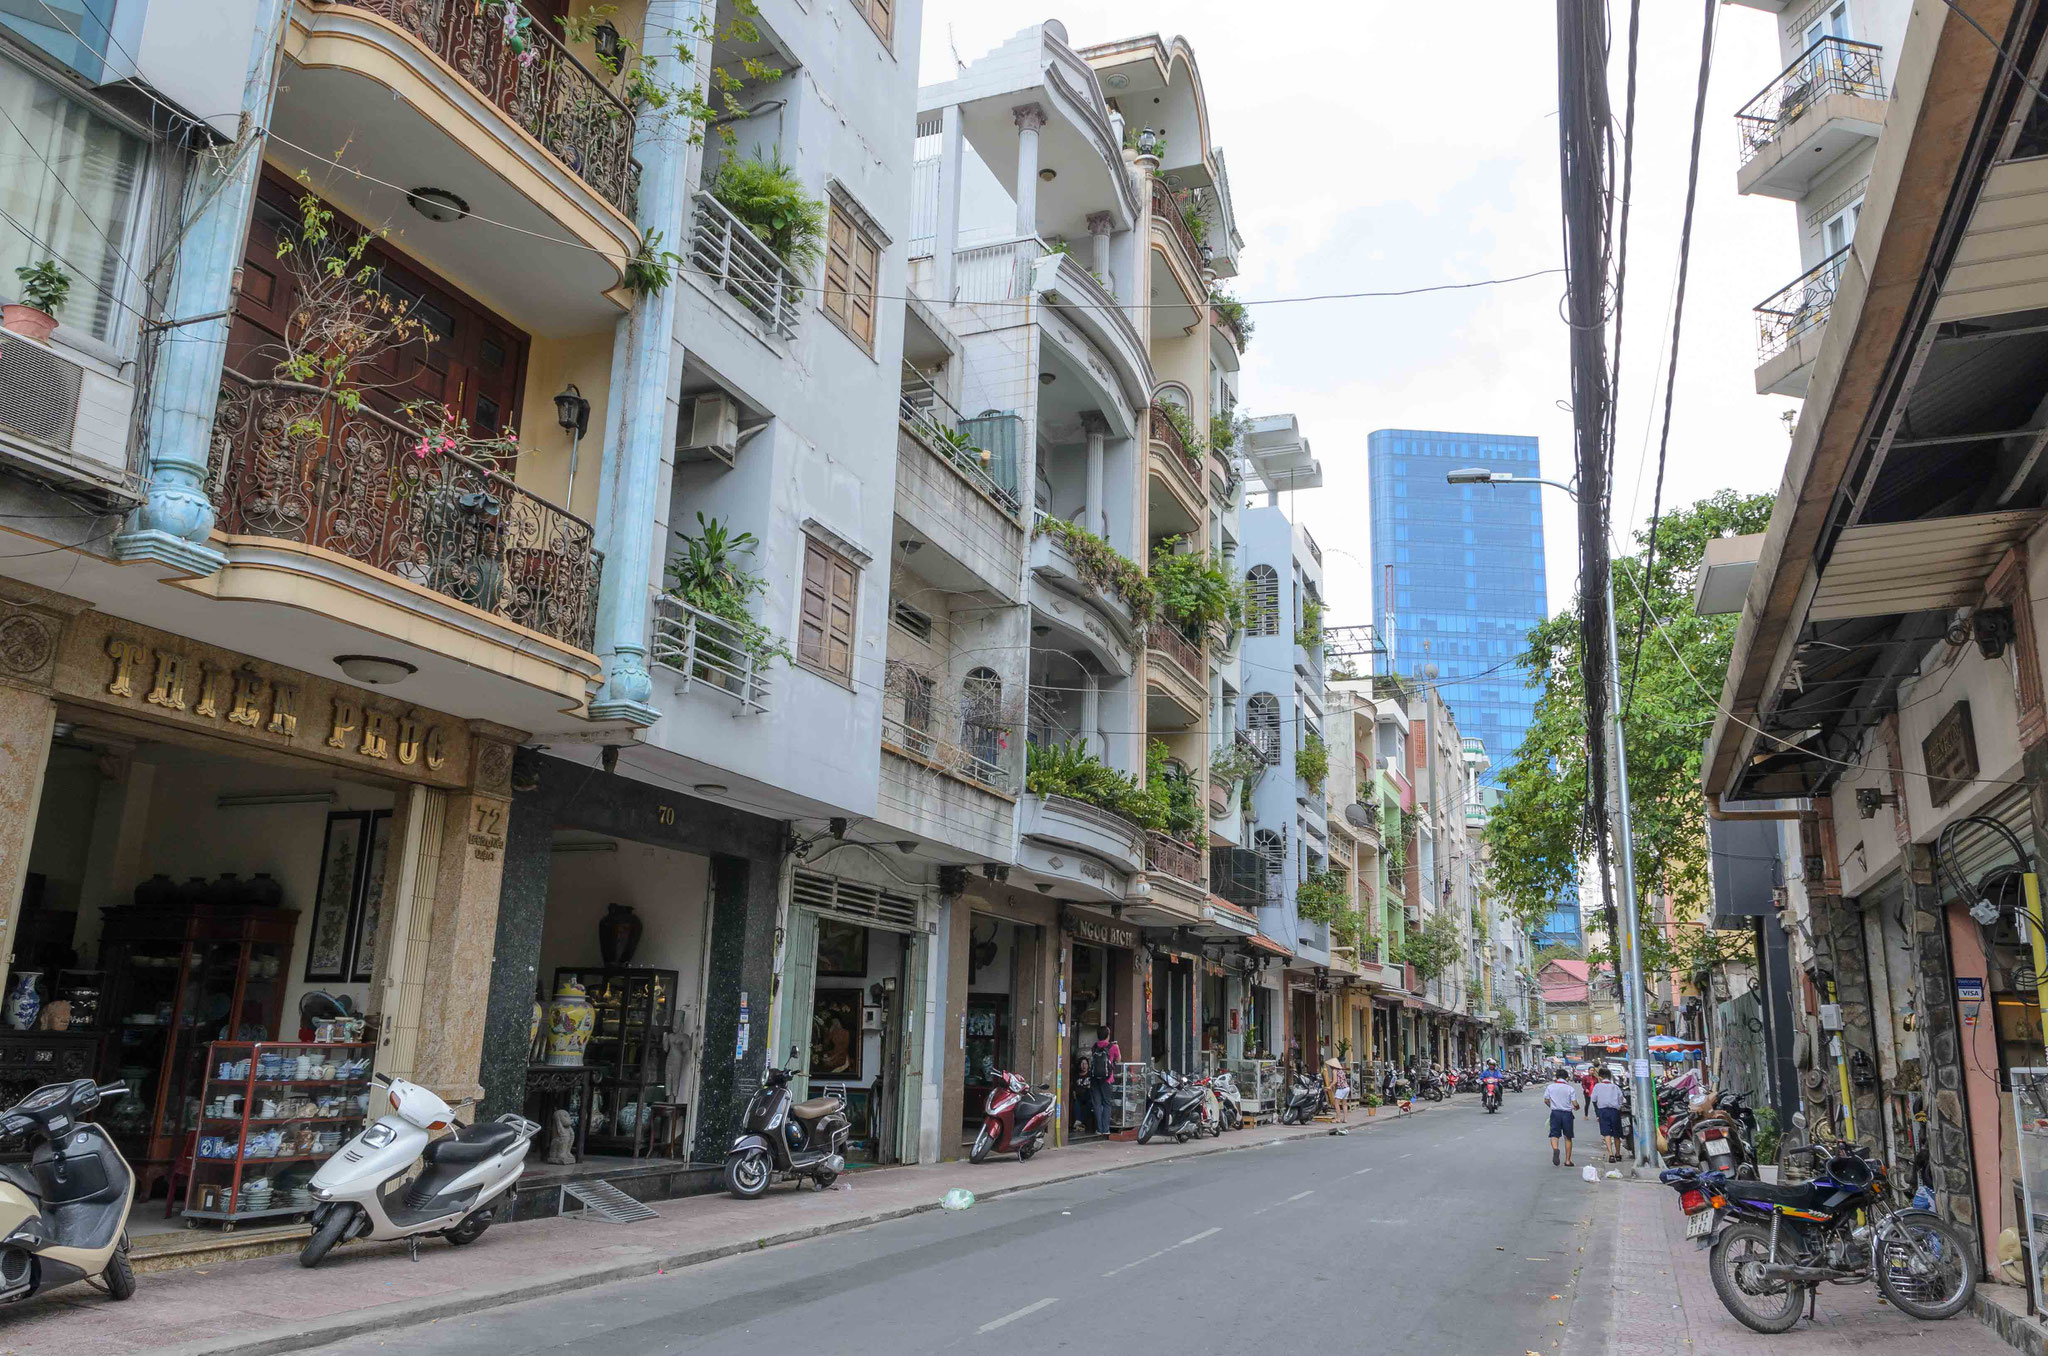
[1685,1209,1715,1240]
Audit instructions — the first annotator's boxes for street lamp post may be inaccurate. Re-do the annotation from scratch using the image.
[1444,467,1660,1170]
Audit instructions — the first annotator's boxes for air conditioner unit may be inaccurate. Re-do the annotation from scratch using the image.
[0,333,140,503]
[677,392,740,467]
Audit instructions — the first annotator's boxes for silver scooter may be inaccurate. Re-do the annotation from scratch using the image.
[301,1074,537,1267]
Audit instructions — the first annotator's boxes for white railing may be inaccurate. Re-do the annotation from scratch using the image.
[953,237,1044,304]
[881,713,1012,793]
[688,192,803,340]
[650,594,773,712]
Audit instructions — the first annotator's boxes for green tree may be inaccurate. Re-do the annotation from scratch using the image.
[1486,490,1773,973]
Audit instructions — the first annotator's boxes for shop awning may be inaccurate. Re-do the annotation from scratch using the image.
[1246,932,1293,958]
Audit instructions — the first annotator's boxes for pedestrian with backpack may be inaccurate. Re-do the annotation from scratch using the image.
[1087,1026,1120,1135]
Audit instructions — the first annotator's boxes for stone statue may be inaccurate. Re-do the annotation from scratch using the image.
[544,1108,576,1166]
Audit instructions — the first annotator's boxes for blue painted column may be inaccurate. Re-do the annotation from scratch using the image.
[588,0,693,726]
[113,0,289,575]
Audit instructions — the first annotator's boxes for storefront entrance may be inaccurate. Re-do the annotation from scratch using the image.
[959,911,1053,1142]
[1153,954,1194,1072]
[779,869,930,1166]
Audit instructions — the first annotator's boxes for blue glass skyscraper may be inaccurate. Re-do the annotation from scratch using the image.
[1368,429,1549,784]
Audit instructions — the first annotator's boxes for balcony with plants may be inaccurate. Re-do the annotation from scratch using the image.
[687,149,824,342]
[652,513,787,712]
[1209,285,1251,359]
[207,193,602,673]
[896,366,1026,602]
[1149,177,1208,320]
[1733,35,1888,200]
[1146,538,1235,708]
[1020,738,1152,881]
[1029,515,1150,674]
[1148,402,1207,525]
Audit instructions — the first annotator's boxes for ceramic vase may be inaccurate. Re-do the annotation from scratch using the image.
[597,903,642,967]
[239,873,285,909]
[133,873,177,912]
[545,978,595,1066]
[5,972,41,1032]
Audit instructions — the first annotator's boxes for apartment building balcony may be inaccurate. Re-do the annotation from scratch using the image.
[1016,792,1143,903]
[1148,405,1205,534]
[1344,800,1382,849]
[1029,524,1139,677]
[1145,623,1206,729]
[1735,37,1887,200]
[1754,248,1847,396]
[1145,830,1205,889]
[897,376,1025,603]
[280,1,640,333]
[204,369,603,711]
[877,714,1018,862]
[649,594,774,713]
[1148,178,1206,337]
[686,192,806,342]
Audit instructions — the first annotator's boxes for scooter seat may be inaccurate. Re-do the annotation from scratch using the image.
[790,1097,841,1121]
[0,1163,39,1200]
[422,1120,520,1165]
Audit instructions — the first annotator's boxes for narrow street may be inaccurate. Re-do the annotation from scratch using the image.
[308,1097,1597,1355]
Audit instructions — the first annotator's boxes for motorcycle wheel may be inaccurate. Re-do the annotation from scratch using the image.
[1222,1104,1242,1132]
[102,1233,135,1301]
[725,1149,772,1199]
[444,1209,492,1246]
[299,1205,356,1269]
[970,1125,994,1164]
[812,1170,838,1190]
[1279,1105,1298,1126]
[1875,1213,1976,1320]
[1709,1222,1808,1334]
[1019,1139,1038,1162]
[1138,1106,1161,1145]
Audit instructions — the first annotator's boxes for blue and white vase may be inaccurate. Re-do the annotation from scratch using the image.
[5,972,42,1031]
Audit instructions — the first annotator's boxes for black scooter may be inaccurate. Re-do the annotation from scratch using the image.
[1136,1068,1208,1143]
[723,1046,852,1198]
[1278,1069,1330,1125]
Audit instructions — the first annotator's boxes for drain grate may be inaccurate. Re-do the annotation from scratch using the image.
[558,1180,659,1224]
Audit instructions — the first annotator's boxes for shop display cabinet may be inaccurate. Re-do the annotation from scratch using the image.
[184,1040,373,1226]
[98,903,300,1197]
[553,967,676,1155]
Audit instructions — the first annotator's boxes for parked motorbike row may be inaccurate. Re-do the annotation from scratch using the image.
[1659,1112,1976,1334]
[1651,1069,1762,1180]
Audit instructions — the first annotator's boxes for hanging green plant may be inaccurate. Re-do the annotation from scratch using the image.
[663,512,791,669]
[1150,537,1241,632]
[1295,729,1329,791]
[624,229,684,293]
[1209,286,1253,347]
[1295,869,1346,925]
[1154,401,1206,470]
[1295,596,1324,649]
[1032,517,1154,617]
[709,150,827,273]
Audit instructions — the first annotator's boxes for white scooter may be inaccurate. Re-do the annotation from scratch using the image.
[301,1074,538,1267]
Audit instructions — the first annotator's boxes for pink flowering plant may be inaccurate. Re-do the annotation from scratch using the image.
[399,400,519,474]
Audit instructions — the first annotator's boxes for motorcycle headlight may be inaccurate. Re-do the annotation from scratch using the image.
[309,1186,331,1201]
[361,1123,398,1149]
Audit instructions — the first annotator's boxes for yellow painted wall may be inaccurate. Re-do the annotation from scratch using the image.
[516,330,615,523]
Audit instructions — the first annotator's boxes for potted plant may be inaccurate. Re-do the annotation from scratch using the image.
[6,261,69,342]
[1363,1091,1382,1117]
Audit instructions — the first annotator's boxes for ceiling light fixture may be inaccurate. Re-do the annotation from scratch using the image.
[1038,167,1057,182]
[333,655,417,686]
[693,783,729,796]
[406,187,469,223]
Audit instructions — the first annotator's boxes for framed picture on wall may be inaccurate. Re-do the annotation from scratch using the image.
[305,814,366,982]
[814,919,868,978]
[349,811,393,983]
[809,987,863,1079]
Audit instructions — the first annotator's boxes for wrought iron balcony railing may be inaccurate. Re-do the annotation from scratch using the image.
[1755,246,1849,364]
[650,594,774,712]
[688,192,804,339]
[208,370,600,649]
[339,0,636,214]
[1150,178,1204,278]
[1146,830,1204,886]
[1149,404,1201,479]
[1735,36,1887,166]
[1149,622,1204,687]
[881,712,1011,793]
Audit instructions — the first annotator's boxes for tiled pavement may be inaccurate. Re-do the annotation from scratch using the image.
[1596,1176,2013,1355]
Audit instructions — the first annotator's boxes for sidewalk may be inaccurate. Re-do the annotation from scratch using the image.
[0,1107,1418,1356]
[1596,1176,2013,1355]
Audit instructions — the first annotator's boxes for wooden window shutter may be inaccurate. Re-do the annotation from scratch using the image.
[824,209,854,330]
[851,231,878,347]
[799,541,832,671]
[800,538,859,679]
[866,0,893,44]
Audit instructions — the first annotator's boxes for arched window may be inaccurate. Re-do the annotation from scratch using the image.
[1254,828,1285,880]
[1153,382,1191,412]
[962,667,1004,769]
[1246,693,1280,764]
[1246,564,1280,636]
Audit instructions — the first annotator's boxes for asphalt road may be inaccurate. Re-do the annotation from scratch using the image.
[312,1092,1621,1355]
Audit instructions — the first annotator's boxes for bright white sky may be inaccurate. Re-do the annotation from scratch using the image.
[917,0,1804,629]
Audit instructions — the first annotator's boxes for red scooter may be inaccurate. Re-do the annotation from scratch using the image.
[970,1069,1054,1163]
[1481,1072,1503,1113]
